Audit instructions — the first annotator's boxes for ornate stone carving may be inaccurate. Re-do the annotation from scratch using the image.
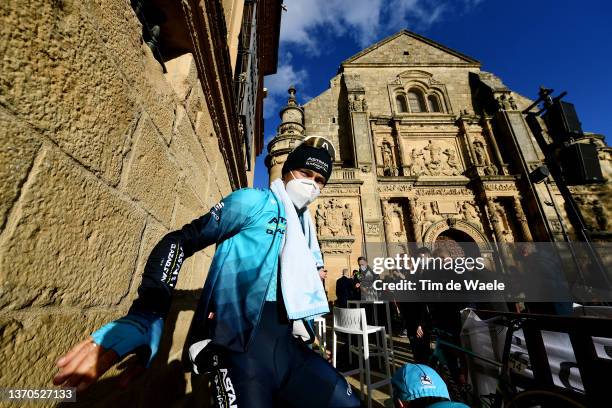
[484,183,516,192]
[319,238,355,254]
[377,183,413,193]
[381,142,399,176]
[365,222,381,235]
[513,197,533,240]
[315,203,327,236]
[404,140,462,176]
[407,148,426,176]
[416,187,472,196]
[442,148,461,175]
[349,94,366,112]
[460,201,481,226]
[316,199,355,236]
[423,139,443,173]
[342,203,354,236]
[320,187,360,196]
[473,141,489,166]
[418,201,443,238]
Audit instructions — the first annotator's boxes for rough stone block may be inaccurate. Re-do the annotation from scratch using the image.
[169,106,211,204]
[0,110,42,232]
[185,82,210,130]
[172,184,205,232]
[0,146,145,309]
[122,116,179,225]
[124,218,169,306]
[86,0,177,143]
[0,0,137,185]
[165,53,199,101]
[0,311,115,388]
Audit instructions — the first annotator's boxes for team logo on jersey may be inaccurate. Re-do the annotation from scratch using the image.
[211,202,224,221]
[266,216,286,236]
[420,374,433,386]
[214,368,238,407]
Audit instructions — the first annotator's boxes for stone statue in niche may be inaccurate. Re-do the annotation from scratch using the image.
[342,203,354,236]
[407,148,426,176]
[419,202,442,238]
[473,141,489,166]
[315,203,327,235]
[423,140,443,173]
[461,202,480,225]
[327,199,343,236]
[382,143,397,176]
[483,164,498,175]
[348,94,356,112]
[349,95,364,112]
[508,95,518,110]
[496,94,511,111]
[442,148,461,176]
[361,96,368,111]
[392,206,406,237]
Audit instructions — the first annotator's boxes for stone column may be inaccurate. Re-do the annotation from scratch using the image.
[482,115,507,175]
[486,198,505,242]
[513,196,533,241]
[458,114,478,167]
[409,198,422,246]
[381,199,393,255]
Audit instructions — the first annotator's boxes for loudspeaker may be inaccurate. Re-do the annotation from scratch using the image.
[559,143,604,185]
[543,101,583,142]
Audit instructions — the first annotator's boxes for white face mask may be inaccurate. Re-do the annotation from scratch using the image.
[286,171,321,209]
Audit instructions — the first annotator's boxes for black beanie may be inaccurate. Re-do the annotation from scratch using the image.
[282,144,333,183]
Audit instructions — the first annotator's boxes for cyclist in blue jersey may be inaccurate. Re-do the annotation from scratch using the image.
[53,137,362,407]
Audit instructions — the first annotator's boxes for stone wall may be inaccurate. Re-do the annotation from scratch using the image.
[1,1,232,406]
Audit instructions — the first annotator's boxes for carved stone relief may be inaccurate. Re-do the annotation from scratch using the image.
[404,139,462,176]
[315,199,355,237]
[349,94,367,112]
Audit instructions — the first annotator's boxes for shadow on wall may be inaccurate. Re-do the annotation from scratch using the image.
[57,288,215,408]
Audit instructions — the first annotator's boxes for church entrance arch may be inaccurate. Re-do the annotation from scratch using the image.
[435,228,480,258]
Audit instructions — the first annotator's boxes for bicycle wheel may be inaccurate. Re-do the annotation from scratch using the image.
[505,388,585,408]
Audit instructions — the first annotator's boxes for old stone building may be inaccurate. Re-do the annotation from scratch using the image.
[1,0,281,406]
[267,30,611,301]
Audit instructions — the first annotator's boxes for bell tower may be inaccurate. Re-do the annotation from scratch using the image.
[266,86,305,183]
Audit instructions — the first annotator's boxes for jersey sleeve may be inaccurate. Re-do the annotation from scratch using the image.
[129,188,266,317]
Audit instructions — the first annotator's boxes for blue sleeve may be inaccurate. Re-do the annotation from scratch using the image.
[129,189,266,317]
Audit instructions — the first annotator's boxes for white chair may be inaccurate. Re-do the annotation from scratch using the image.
[313,315,327,354]
[332,307,392,408]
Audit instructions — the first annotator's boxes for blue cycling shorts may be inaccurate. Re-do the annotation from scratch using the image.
[207,302,361,408]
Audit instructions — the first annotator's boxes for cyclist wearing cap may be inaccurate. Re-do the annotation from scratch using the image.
[392,363,469,408]
[53,138,361,407]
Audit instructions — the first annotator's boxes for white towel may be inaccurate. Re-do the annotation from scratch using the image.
[270,178,329,320]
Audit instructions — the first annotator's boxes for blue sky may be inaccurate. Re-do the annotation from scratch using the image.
[254,0,612,188]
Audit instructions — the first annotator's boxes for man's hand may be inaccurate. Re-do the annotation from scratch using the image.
[52,338,145,392]
[416,325,424,339]
[53,312,163,392]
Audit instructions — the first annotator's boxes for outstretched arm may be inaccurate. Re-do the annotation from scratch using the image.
[53,189,262,392]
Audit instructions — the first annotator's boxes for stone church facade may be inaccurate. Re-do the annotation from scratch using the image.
[267,30,611,301]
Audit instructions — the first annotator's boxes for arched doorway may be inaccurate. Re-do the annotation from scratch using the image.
[434,228,481,259]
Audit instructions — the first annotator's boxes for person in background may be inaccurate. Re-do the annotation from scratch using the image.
[391,363,469,408]
[318,266,329,296]
[398,247,432,363]
[358,256,377,301]
[351,269,361,301]
[336,268,353,308]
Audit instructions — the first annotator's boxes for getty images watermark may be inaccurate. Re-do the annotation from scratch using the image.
[359,242,612,303]
[370,253,505,293]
